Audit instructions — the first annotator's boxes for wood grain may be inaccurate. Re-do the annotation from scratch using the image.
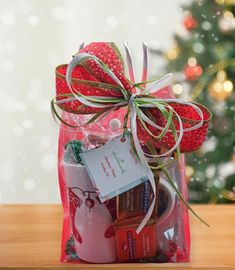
[0,204,234,270]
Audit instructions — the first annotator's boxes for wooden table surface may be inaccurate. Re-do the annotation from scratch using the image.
[0,204,234,270]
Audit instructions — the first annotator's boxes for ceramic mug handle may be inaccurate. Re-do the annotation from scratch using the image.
[157,178,176,225]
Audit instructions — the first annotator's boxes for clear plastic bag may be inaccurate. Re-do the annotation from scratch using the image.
[57,108,190,263]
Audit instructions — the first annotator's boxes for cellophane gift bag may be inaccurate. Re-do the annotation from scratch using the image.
[58,111,190,263]
[53,42,211,264]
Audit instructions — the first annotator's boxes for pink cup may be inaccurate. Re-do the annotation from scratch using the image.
[63,162,117,263]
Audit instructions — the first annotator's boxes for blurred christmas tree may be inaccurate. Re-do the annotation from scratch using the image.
[154,0,235,203]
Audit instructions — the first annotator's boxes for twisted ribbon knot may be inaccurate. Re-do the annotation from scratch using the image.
[128,93,136,104]
[53,42,212,231]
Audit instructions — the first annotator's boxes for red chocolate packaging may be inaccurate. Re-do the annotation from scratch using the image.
[114,217,157,262]
[117,179,156,221]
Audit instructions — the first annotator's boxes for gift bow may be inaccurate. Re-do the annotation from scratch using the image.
[54,42,208,232]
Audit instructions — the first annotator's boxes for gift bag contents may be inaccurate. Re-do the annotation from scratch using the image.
[63,140,117,263]
[64,140,171,263]
[114,217,157,262]
[117,181,155,221]
[53,42,211,264]
[117,170,159,221]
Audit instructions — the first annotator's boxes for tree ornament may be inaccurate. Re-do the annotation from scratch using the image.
[183,15,198,31]
[184,57,203,81]
[218,10,235,33]
[201,21,212,31]
[208,70,233,101]
[85,193,95,209]
[172,83,183,95]
[186,165,195,181]
[165,44,180,61]
[192,42,205,54]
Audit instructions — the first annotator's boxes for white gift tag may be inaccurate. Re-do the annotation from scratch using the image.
[80,133,150,202]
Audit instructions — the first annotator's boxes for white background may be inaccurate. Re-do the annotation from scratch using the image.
[0,0,184,203]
